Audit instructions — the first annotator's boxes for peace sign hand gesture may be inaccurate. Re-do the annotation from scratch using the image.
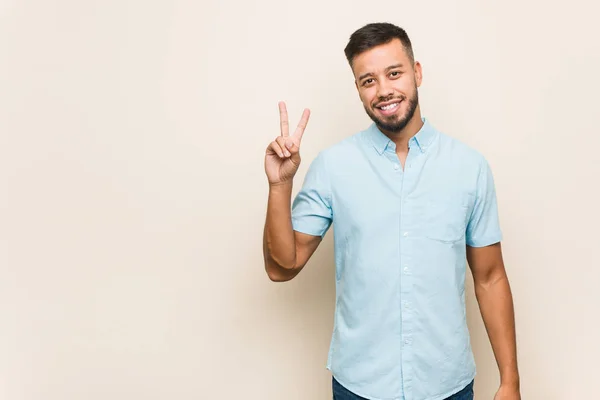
[265,101,311,186]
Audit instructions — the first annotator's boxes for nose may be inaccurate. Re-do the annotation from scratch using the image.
[376,80,394,100]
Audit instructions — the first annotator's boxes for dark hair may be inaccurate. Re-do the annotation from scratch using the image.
[344,22,414,67]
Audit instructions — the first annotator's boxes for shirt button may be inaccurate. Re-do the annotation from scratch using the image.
[393,164,400,170]
[403,232,409,237]
[403,266,409,273]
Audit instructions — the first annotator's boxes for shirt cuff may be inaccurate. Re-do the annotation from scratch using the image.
[466,232,503,247]
[291,217,329,238]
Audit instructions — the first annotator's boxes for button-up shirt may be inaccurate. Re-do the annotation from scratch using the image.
[291,118,503,400]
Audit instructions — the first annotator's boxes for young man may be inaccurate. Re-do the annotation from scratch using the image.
[263,22,520,400]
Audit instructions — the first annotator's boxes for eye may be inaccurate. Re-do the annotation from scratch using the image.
[362,78,374,87]
[390,71,402,78]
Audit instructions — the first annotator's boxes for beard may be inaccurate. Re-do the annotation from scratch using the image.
[364,87,419,134]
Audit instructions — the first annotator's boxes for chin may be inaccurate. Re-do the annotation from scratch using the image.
[379,111,405,124]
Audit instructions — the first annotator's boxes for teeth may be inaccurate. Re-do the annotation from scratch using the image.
[380,103,399,110]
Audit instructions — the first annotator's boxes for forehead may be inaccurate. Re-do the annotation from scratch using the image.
[352,39,411,77]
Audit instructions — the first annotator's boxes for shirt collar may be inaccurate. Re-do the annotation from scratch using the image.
[368,117,437,155]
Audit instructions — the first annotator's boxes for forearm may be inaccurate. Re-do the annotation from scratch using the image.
[475,273,520,388]
[263,182,297,271]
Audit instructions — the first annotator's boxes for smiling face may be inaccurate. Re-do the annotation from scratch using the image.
[351,38,423,135]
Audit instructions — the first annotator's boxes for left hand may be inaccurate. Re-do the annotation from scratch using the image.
[494,384,521,400]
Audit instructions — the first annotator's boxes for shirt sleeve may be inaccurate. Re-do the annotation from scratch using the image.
[291,152,333,238]
[466,157,503,247]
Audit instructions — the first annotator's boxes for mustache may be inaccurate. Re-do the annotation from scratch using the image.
[374,95,406,107]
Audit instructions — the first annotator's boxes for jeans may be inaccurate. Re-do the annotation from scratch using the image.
[332,377,474,400]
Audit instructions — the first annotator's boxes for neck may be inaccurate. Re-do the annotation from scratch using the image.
[381,108,423,152]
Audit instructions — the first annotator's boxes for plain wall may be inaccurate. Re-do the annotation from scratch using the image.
[1,0,599,399]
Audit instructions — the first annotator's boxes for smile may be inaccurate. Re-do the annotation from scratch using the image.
[376,101,402,116]
[379,102,400,111]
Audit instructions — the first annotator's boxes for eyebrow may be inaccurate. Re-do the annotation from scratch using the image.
[358,64,404,82]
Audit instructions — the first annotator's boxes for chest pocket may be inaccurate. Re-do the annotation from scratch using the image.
[421,193,472,243]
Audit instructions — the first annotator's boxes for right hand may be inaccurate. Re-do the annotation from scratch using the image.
[265,101,311,186]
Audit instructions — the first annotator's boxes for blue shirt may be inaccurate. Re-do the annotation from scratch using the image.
[291,118,503,400]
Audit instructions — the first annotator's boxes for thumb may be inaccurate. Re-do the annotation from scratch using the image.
[284,139,300,153]
[284,139,301,161]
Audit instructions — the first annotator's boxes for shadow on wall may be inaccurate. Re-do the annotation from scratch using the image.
[465,268,499,400]
[250,231,336,398]
[278,230,337,356]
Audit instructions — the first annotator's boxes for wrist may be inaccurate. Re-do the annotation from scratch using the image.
[269,181,293,191]
[500,372,520,389]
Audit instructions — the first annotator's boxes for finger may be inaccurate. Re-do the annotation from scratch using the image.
[276,136,291,157]
[278,101,289,137]
[292,108,310,141]
[268,141,286,158]
[285,140,300,156]
[280,135,298,155]
[286,140,301,164]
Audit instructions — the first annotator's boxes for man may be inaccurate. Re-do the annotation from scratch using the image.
[262,22,520,400]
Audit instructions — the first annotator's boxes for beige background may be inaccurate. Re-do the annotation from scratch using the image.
[1,0,599,399]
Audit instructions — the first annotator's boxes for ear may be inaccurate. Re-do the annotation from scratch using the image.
[414,61,423,88]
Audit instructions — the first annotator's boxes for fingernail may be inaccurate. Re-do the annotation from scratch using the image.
[285,151,291,157]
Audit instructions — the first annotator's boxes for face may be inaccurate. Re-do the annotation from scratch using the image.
[352,39,422,134]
